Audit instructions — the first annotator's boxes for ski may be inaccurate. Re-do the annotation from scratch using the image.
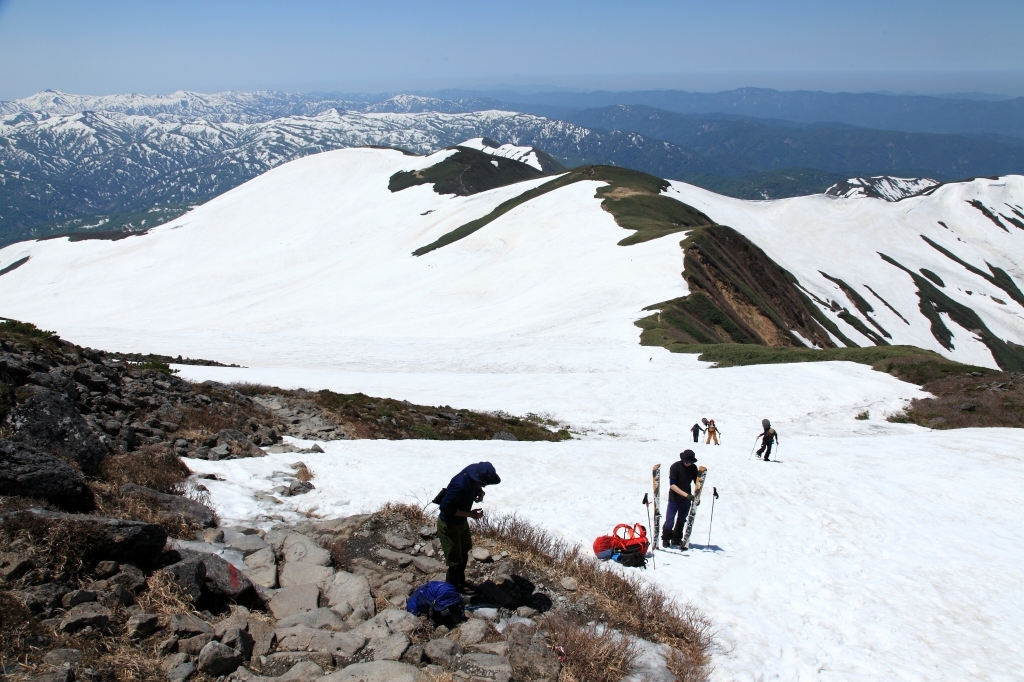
[652,464,662,550]
[680,466,708,550]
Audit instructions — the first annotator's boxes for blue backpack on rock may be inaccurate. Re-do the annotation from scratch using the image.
[407,581,463,622]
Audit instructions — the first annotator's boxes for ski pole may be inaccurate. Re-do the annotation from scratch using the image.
[642,493,655,569]
[749,435,760,460]
[706,487,719,549]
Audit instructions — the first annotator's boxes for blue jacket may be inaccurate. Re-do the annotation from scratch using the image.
[438,462,500,525]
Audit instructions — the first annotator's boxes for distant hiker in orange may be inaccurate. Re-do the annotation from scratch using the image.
[705,419,720,445]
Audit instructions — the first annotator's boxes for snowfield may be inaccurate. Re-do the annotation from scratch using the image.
[1,147,1023,679]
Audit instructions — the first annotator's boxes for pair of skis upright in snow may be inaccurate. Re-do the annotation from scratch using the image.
[651,464,708,552]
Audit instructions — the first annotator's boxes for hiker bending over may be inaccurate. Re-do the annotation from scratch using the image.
[705,419,720,445]
[690,422,704,443]
[662,450,699,548]
[757,421,779,461]
[437,462,501,592]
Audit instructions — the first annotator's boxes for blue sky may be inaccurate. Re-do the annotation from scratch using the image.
[2,0,1022,99]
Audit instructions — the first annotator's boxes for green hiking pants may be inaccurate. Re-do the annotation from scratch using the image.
[437,518,472,567]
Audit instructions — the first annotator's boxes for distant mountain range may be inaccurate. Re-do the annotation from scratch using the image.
[432,87,1024,140]
[2,88,1024,247]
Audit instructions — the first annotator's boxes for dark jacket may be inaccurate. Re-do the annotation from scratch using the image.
[668,460,699,505]
[438,462,500,525]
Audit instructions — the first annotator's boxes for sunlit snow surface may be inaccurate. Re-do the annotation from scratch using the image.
[1,148,1023,678]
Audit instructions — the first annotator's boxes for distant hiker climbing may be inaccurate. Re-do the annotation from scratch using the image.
[435,462,501,592]
[756,418,779,461]
[691,422,704,443]
[704,418,721,445]
[662,449,700,548]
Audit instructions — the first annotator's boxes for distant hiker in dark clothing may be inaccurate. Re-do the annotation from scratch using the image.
[662,450,699,548]
[705,419,720,445]
[691,423,703,443]
[437,462,501,592]
[757,421,779,461]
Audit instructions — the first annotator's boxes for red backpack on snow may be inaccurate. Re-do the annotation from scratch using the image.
[593,523,650,556]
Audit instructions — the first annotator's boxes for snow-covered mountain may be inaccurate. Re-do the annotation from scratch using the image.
[0,90,739,247]
[824,175,941,201]
[2,144,1023,371]
[0,89,500,121]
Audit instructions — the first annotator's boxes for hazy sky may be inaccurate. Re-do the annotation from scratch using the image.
[2,0,1023,100]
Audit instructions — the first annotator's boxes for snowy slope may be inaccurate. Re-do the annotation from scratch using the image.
[824,175,940,201]
[1,147,1023,679]
[668,177,1024,367]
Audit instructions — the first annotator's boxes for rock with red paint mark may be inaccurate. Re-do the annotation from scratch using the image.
[168,550,264,608]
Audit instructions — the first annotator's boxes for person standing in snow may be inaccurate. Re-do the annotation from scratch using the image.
[437,462,501,592]
[690,422,703,443]
[662,449,700,548]
[756,421,779,461]
[705,419,720,445]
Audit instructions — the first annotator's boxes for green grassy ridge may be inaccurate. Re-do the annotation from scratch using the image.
[413,165,714,256]
[641,225,851,351]
[657,342,987,379]
[388,147,549,197]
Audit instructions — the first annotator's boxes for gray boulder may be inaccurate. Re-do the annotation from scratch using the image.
[59,602,110,633]
[119,483,216,528]
[242,546,278,588]
[324,571,375,616]
[372,633,410,661]
[279,661,326,680]
[167,662,195,682]
[164,557,205,603]
[170,612,213,637]
[126,612,159,638]
[166,551,263,608]
[279,560,334,588]
[215,429,264,458]
[3,389,105,474]
[424,637,462,666]
[197,641,242,676]
[457,618,490,646]
[276,607,347,631]
[269,583,320,620]
[0,440,91,509]
[507,625,561,682]
[178,633,215,655]
[42,649,83,666]
[322,661,423,682]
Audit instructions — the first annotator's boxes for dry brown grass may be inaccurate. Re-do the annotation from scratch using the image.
[100,446,191,493]
[665,645,713,682]
[904,371,1024,428]
[178,405,237,435]
[0,510,99,581]
[477,513,713,663]
[293,462,315,482]
[542,613,639,682]
[0,590,40,665]
[378,503,713,677]
[422,671,458,682]
[135,568,196,616]
[86,481,198,540]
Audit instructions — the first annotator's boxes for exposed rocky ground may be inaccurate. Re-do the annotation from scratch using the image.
[240,387,570,443]
[1,501,661,682]
[2,320,698,682]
